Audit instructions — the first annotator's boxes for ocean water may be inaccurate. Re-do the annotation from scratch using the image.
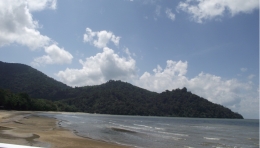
[40,113,259,148]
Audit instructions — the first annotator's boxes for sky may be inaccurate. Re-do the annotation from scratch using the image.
[0,0,259,119]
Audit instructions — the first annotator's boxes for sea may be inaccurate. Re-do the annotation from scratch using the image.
[40,112,259,148]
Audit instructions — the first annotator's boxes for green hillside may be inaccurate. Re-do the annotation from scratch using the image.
[0,61,243,119]
[62,80,243,118]
[0,61,71,100]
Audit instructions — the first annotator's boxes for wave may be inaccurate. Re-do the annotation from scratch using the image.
[114,142,143,148]
[110,123,144,130]
[110,127,138,133]
[172,137,186,141]
[204,137,220,140]
[154,127,164,130]
[157,123,170,126]
[148,132,187,141]
[190,125,216,130]
[157,131,189,137]
[133,124,153,129]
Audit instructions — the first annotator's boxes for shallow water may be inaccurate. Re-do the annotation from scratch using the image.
[41,113,259,148]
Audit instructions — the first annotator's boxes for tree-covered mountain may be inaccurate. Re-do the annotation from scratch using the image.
[62,80,157,115]
[62,81,242,118]
[0,61,243,119]
[0,61,71,100]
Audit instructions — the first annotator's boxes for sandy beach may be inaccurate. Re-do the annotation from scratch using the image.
[0,111,130,148]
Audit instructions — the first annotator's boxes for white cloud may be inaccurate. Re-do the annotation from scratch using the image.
[83,28,121,49]
[0,0,52,50]
[32,44,73,66]
[27,0,57,11]
[187,73,251,106]
[0,0,74,66]
[165,8,176,21]
[135,60,257,118]
[177,0,259,23]
[137,60,188,92]
[240,67,247,72]
[56,47,136,86]
[124,47,136,57]
[124,48,131,56]
[111,35,121,46]
[138,61,188,91]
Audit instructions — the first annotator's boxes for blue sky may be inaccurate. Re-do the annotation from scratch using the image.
[0,0,259,119]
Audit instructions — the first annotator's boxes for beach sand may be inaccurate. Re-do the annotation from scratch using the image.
[0,111,130,148]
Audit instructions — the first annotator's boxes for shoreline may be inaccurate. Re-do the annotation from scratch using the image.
[0,110,131,148]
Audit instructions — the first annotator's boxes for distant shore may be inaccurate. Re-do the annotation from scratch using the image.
[0,110,130,148]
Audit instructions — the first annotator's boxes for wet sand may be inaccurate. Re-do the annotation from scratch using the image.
[0,111,130,148]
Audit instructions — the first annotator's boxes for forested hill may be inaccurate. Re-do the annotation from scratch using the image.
[0,61,243,119]
[63,81,243,118]
[0,61,71,100]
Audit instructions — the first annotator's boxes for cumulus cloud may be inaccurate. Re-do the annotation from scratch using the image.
[187,73,251,106]
[83,28,121,49]
[0,0,57,50]
[177,0,259,23]
[135,60,257,117]
[0,0,73,66]
[32,44,73,66]
[27,0,57,11]
[137,60,188,92]
[138,60,188,91]
[56,47,136,86]
[165,8,176,21]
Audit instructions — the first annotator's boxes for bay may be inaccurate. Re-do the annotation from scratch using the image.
[40,113,259,148]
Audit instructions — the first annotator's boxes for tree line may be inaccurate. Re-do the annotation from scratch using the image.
[0,88,77,112]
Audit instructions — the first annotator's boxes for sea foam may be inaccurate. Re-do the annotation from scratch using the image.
[203,137,220,140]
